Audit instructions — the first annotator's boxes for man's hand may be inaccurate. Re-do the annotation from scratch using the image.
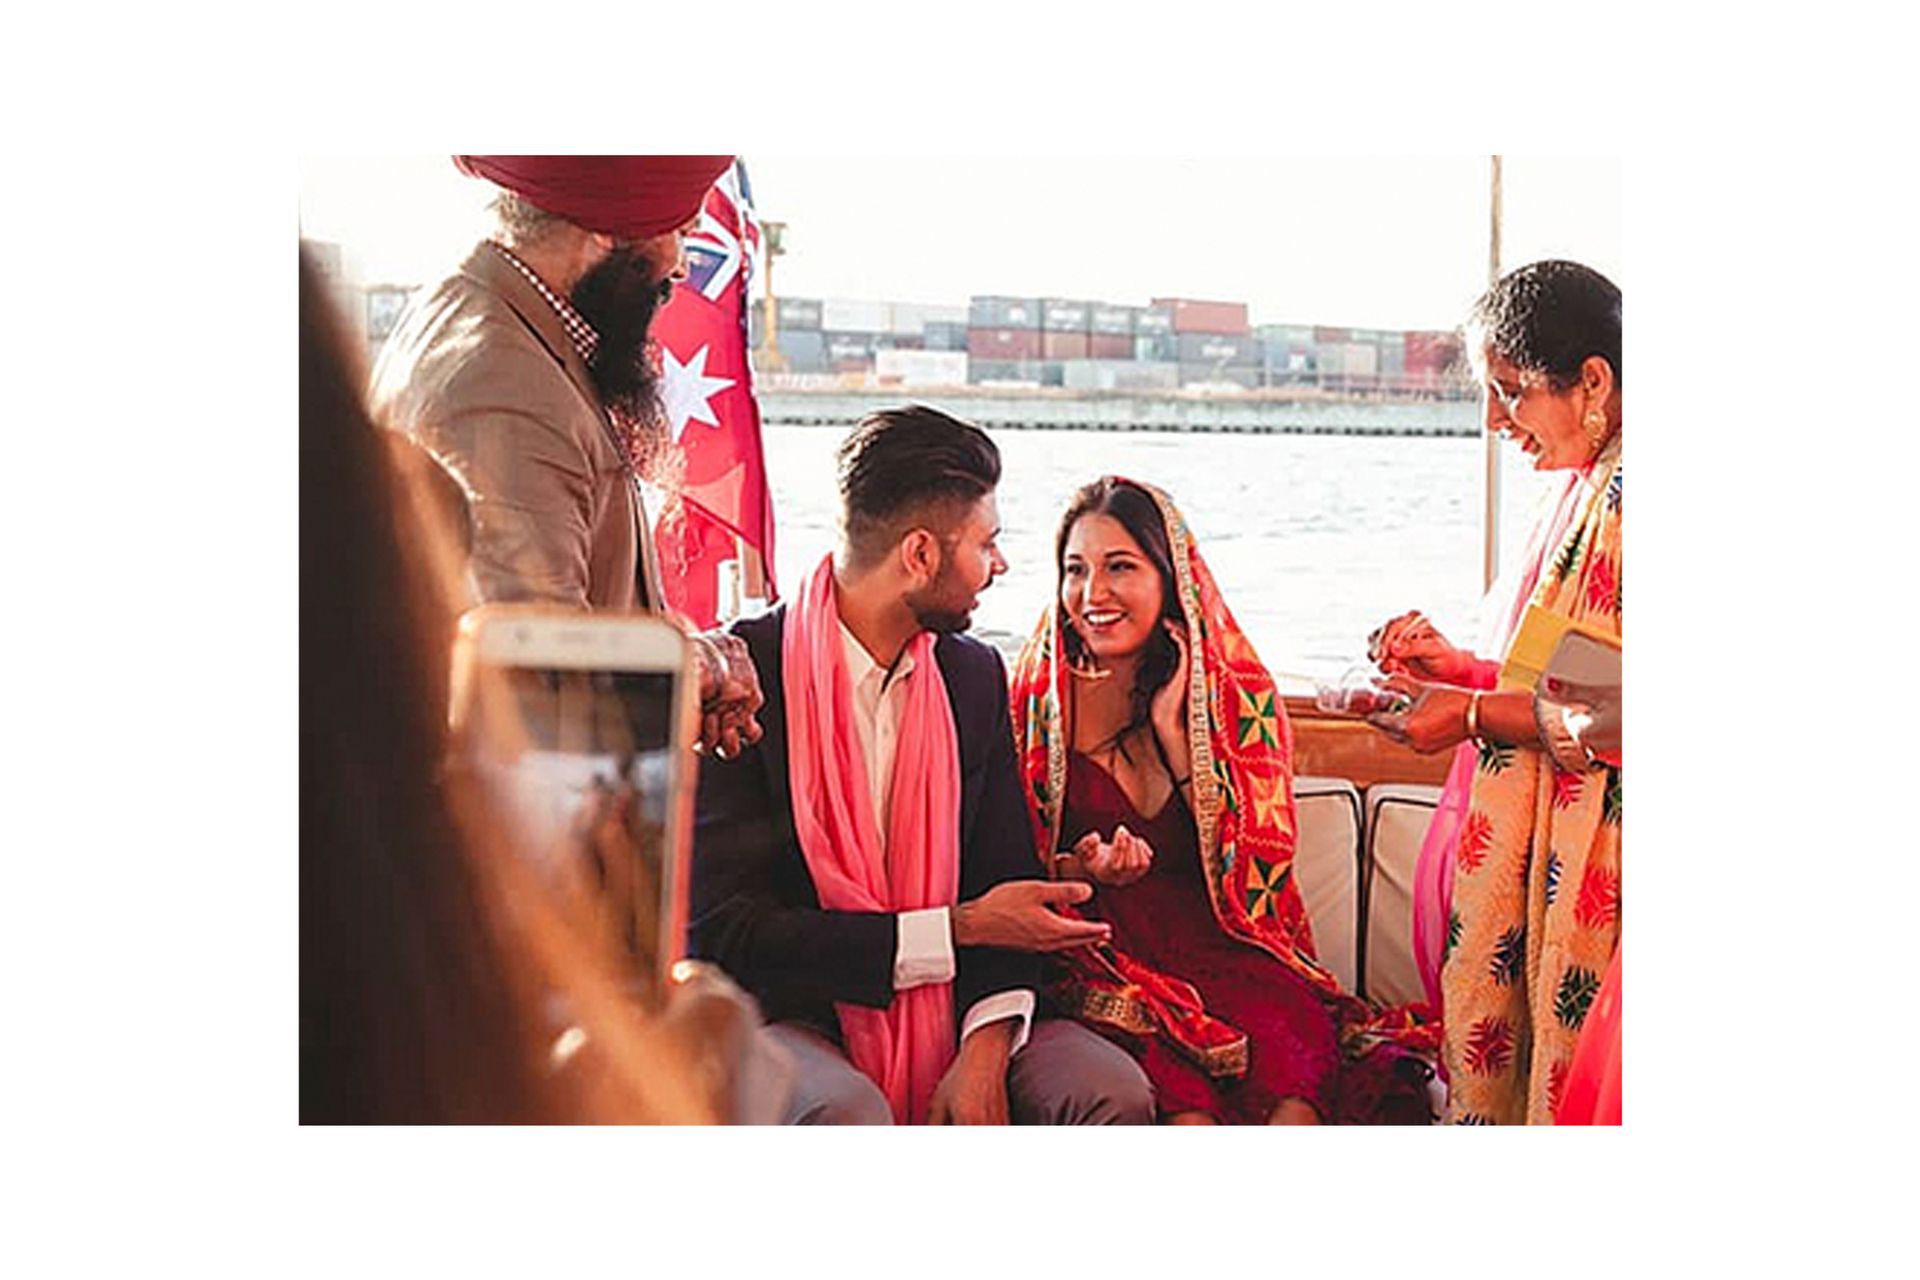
[692,631,764,759]
[927,1018,1013,1125]
[951,880,1111,952]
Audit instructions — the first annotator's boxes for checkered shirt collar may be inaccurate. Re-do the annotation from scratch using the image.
[487,241,600,367]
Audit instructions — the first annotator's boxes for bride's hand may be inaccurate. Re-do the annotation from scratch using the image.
[1150,620,1193,779]
[1083,824,1154,888]
[1368,611,1474,684]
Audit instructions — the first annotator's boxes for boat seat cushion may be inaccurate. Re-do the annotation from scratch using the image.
[1289,776,1363,994]
[1362,783,1443,1007]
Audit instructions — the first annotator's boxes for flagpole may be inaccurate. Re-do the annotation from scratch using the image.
[1483,155,1503,593]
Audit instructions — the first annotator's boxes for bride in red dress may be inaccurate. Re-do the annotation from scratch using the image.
[1009,477,1436,1124]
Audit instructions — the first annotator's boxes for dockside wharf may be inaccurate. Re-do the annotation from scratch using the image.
[760,388,1478,436]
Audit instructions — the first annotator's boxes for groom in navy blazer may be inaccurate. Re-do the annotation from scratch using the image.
[690,405,1153,1124]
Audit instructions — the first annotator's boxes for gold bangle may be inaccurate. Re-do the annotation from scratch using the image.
[1465,692,1482,740]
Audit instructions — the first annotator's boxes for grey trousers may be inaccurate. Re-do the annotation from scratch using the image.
[766,1018,1154,1125]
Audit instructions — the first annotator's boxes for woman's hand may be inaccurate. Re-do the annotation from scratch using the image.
[1150,620,1193,782]
[1367,675,1472,755]
[1081,824,1154,888]
[1368,611,1476,685]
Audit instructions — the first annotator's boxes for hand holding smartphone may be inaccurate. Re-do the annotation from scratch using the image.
[449,606,698,1005]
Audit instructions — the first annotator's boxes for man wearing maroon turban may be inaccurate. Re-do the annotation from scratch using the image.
[370,154,761,755]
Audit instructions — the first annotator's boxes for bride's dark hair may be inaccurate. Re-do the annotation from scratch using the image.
[1055,476,1186,762]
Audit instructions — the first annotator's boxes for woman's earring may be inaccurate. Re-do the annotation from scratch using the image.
[1065,627,1111,682]
[1584,408,1610,451]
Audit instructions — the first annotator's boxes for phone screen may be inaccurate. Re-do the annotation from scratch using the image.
[465,664,684,995]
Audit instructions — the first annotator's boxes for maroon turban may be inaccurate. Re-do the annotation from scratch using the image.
[454,155,734,239]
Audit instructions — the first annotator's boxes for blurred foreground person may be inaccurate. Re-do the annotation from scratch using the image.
[370,154,761,759]
[301,245,773,1123]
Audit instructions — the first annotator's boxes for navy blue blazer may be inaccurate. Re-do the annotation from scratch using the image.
[688,606,1040,1036]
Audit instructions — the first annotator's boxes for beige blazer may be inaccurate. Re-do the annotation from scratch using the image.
[368,243,662,610]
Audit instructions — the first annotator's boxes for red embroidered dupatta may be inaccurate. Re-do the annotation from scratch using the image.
[1008,480,1438,1109]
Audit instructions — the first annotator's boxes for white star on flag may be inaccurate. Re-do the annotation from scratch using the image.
[659,343,736,443]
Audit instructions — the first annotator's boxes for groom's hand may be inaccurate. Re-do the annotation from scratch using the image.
[928,1018,1014,1125]
[952,880,1112,952]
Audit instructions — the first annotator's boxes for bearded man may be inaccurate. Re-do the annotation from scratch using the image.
[370,155,760,753]
[689,406,1155,1125]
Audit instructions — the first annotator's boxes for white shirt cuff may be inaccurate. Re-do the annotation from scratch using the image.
[894,907,956,990]
[961,990,1035,1055]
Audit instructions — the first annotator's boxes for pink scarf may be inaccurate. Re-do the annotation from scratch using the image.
[1410,470,1588,1010]
[781,554,961,1123]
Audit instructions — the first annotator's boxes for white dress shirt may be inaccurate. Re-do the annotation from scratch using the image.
[838,619,1033,1052]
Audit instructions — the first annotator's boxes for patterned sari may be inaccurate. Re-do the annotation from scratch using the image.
[1443,454,1622,1124]
[1009,480,1438,1121]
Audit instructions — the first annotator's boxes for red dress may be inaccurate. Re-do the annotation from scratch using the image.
[1064,752,1340,1122]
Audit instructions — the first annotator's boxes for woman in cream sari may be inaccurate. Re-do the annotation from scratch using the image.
[1369,259,1622,1124]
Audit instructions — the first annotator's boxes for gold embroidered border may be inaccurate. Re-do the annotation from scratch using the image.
[1062,986,1250,1080]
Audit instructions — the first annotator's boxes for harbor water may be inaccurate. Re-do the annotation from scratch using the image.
[757,422,1560,681]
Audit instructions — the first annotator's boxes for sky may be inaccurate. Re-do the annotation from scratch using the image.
[299,154,1620,332]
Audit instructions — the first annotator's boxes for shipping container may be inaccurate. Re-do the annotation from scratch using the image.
[1313,325,1351,344]
[1041,298,1091,332]
[1061,359,1182,392]
[1262,343,1315,375]
[823,330,882,362]
[969,295,1043,329]
[1178,363,1260,390]
[969,358,1044,386]
[890,303,960,337]
[923,321,969,352]
[776,297,824,330]
[1088,333,1134,359]
[1342,342,1379,375]
[1134,333,1179,362]
[1041,331,1091,360]
[1175,332,1261,365]
[1134,305,1174,336]
[1153,297,1250,335]
[821,298,891,333]
[966,327,1044,360]
[875,349,970,387]
[1404,330,1463,374]
[1255,323,1316,347]
[1089,305,1135,336]
[778,328,827,372]
[830,356,875,375]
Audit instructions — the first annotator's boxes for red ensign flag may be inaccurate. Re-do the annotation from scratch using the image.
[649,159,778,627]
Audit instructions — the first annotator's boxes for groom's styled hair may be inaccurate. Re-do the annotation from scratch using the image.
[835,405,1001,572]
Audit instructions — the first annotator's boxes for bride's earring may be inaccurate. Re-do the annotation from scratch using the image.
[1065,626,1110,682]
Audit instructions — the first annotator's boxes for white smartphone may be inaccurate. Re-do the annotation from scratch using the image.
[449,606,698,1004]
[1541,630,1621,701]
